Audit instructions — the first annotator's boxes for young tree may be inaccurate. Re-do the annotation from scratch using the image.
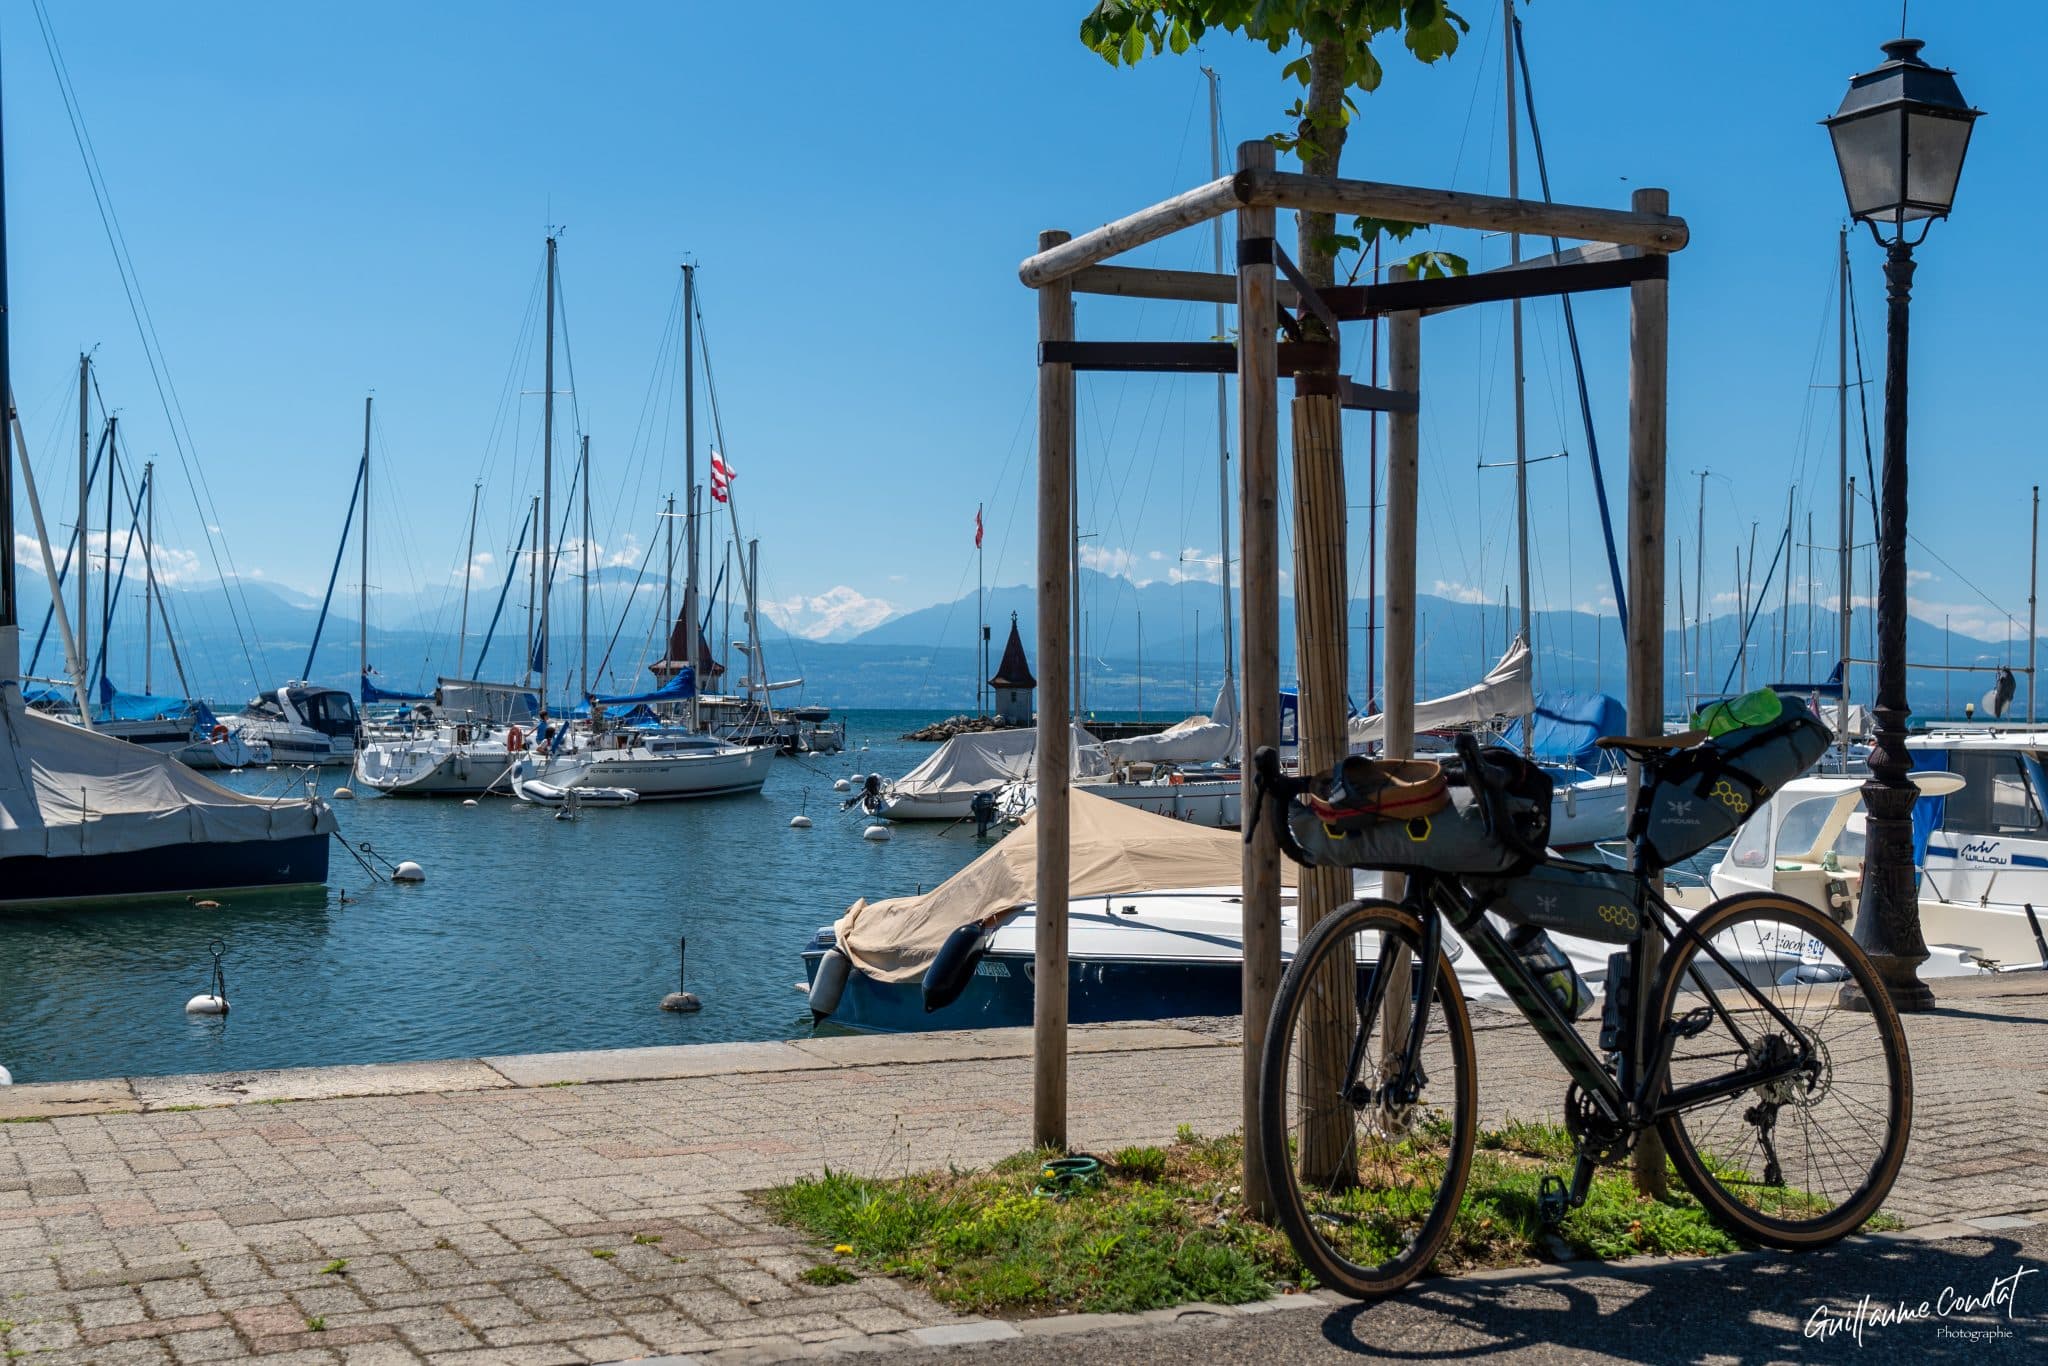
[1079,1,1468,291]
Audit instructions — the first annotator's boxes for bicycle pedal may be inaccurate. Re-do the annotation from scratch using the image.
[1672,1006,1715,1040]
[1537,1174,1570,1227]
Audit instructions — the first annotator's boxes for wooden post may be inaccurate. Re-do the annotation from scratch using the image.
[1289,348,1352,1187]
[1380,267,1422,1062]
[1235,141,1282,1217]
[1624,189,1671,1199]
[1034,228,1075,1153]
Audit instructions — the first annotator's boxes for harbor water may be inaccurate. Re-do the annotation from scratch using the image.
[0,711,994,1085]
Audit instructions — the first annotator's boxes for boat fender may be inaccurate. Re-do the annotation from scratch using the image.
[808,947,852,1018]
[922,924,989,1013]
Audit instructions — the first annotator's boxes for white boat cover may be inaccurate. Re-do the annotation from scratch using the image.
[0,698,335,860]
[1348,637,1535,748]
[890,724,1107,799]
[835,788,1296,983]
[1101,683,1239,766]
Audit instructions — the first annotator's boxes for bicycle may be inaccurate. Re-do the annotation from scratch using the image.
[1247,726,1912,1298]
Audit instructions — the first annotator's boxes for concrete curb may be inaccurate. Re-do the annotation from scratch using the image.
[0,1024,1229,1121]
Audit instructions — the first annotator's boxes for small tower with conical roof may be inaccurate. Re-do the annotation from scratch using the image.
[988,612,1035,726]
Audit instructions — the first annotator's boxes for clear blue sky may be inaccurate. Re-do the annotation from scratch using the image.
[5,2,2043,671]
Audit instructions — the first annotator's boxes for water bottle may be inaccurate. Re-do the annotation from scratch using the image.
[1508,924,1593,1020]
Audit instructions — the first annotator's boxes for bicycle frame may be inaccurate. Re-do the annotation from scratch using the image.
[1377,861,1823,1137]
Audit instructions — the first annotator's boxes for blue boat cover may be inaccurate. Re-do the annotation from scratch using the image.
[96,678,196,723]
[361,671,431,705]
[588,667,694,708]
[1497,691,1626,770]
[1768,660,1845,699]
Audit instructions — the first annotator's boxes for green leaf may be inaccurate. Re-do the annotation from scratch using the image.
[1119,22,1146,65]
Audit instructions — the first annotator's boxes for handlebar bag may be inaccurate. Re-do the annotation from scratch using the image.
[1638,697,1832,867]
[1477,860,1642,944]
[1284,746,1551,875]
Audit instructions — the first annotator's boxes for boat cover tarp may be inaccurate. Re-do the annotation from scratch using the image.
[96,678,197,723]
[590,667,694,708]
[1498,691,1627,770]
[1349,637,1535,747]
[0,698,335,860]
[835,788,1297,983]
[361,672,431,705]
[1101,683,1238,766]
[434,677,541,723]
[891,724,1107,799]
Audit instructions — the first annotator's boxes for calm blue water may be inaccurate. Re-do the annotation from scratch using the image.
[0,711,997,1085]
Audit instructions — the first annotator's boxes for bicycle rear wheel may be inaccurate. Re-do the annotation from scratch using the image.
[1258,899,1475,1297]
[1652,892,1912,1249]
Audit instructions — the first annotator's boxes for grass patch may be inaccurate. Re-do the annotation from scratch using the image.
[762,1125,1889,1315]
[589,1248,615,1260]
[319,1259,348,1276]
[305,1316,326,1333]
[0,1117,48,1126]
[631,1233,662,1245]
[799,1264,858,1286]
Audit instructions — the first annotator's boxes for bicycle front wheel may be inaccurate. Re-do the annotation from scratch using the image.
[1258,899,1476,1297]
[1652,892,1912,1249]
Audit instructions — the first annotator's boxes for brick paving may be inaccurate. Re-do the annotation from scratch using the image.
[0,976,2042,1363]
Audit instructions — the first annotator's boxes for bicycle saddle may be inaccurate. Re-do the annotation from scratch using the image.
[1593,729,1707,760]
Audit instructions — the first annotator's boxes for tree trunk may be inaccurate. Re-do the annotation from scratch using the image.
[1287,38,1355,1187]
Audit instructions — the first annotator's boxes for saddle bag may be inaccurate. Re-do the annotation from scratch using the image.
[1478,861,1642,945]
[1638,697,1832,866]
[1284,746,1552,876]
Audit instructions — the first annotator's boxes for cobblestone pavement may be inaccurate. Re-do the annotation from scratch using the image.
[0,977,2042,1363]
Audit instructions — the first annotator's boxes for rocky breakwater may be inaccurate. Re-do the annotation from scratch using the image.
[902,714,1023,742]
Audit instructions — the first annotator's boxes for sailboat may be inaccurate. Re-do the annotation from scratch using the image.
[0,69,335,908]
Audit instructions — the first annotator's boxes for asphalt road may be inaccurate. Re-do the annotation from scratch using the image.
[939,1222,2047,1364]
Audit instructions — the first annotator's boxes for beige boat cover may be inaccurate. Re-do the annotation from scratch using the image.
[1348,637,1534,748]
[834,787,1296,983]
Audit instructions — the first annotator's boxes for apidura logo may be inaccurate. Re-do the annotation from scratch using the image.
[1804,1265,2033,1346]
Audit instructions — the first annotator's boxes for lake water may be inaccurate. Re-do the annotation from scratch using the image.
[0,710,996,1085]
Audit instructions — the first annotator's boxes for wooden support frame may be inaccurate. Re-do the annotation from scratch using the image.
[1033,229,1075,1152]
[1020,151,1684,1202]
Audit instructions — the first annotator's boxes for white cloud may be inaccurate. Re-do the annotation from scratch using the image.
[1431,579,1491,605]
[760,585,897,642]
[1079,544,1136,577]
[1169,547,1223,585]
[16,530,205,586]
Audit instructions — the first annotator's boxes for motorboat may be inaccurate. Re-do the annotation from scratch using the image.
[1710,731,2048,973]
[226,683,359,766]
[855,724,1105,821]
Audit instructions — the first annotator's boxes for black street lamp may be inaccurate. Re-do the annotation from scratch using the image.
[1824,38,1981,1012]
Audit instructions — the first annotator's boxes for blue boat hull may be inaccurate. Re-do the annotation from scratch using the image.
[0,833,331,909]
[801,942,1245,1033]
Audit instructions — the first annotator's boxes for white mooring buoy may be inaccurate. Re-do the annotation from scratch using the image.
[332,787,356,801]
[392,860,426,882]
[462,798,479,807]
[832,778,850,792]
[863,824,892,842]
[0,1063,13,1086]
[185,941,230,1015]
[790,814,813,829]
[661,936,702,1011]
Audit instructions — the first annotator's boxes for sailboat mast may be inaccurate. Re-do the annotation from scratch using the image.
[1837,226,1852,756]
[143,461,154,693]
[2029,484,2039,724]
[358,394,371,687]
[1779,486,1794,677]
[0,65,13,659]
[78,352,89,689]
[580,433,590,699]
[1504,0,1532,752]
[1203,66,1236,701]
[540,236,557,707]
[662,492,674,652]
[976,501,985,715]
[456,481,479,676]
[102,414,116,691]
[682,263,699,728]
[524,495,537,689]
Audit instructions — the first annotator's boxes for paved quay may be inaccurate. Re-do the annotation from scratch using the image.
[0,973,2043,1364]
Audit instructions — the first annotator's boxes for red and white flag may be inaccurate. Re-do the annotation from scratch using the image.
[710,450,735,504]
[974,505,984,549]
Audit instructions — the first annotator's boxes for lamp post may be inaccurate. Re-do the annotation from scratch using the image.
[1824,37,1981,1012]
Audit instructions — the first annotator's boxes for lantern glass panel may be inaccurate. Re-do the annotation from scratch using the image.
[1830,107,1905,221]
[1905,110,1973,218]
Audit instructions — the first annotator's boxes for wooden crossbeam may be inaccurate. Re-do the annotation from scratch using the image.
[1070,264,1300,309]
[1323,254,1666,321]
[1038,340,1337,375]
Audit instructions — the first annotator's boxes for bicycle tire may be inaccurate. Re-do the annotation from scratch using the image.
[1651,891,1912,1249]
[1258,899,1476,1296]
